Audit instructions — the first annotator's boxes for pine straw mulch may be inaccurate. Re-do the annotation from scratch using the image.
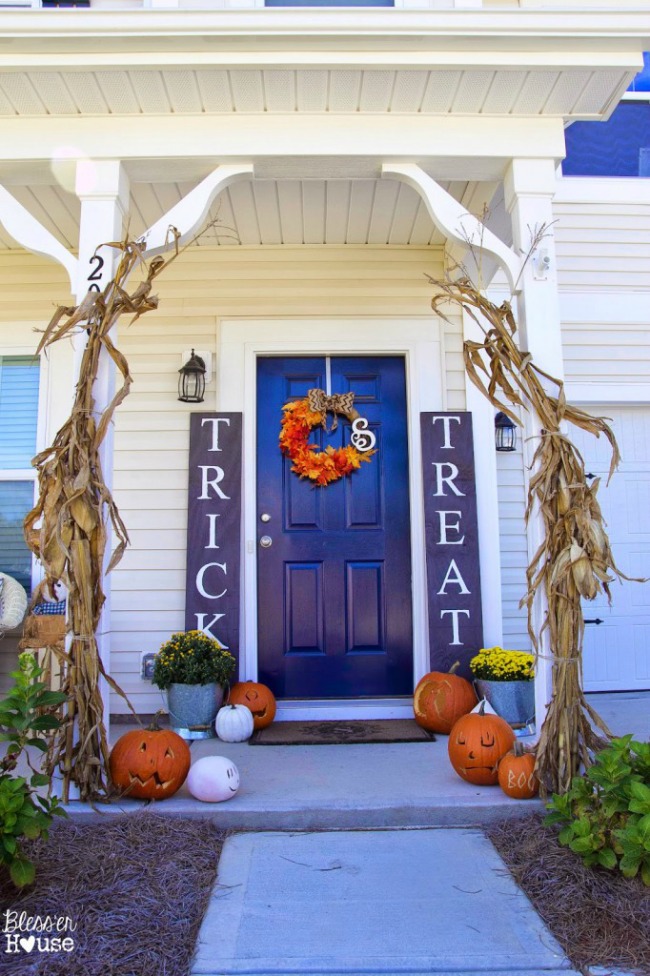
[0,813,224,976]
[487,813,650,976]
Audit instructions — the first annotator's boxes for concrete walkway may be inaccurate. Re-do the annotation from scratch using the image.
[191,827,580,976]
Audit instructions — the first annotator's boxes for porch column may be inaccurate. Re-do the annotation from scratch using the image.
[504,157,563,733]
[74,160,130,736]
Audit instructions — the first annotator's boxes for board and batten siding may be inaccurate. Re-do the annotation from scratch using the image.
[111,244,458,714]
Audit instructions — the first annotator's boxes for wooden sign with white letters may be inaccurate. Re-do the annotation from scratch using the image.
[420,412,484,679]
[185,413,242,667]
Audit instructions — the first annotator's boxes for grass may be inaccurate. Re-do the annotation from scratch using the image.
[0,813,224,976]
[487,813,650,976]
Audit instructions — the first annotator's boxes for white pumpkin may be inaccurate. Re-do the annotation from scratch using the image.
[187,756,240,803]
[215,703,254,742]
[472,697,498,716]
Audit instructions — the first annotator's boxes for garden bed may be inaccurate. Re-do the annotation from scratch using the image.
[487,813,650,976]
[0,812,224,976]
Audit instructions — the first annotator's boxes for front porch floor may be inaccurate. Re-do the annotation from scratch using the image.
[68,692,649,828]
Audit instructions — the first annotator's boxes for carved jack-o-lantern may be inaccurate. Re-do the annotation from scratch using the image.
[228,681,276,730]
[497,744,539,799]
[413,662,478,734]
[448,701,515,786]
[109,714,191,800]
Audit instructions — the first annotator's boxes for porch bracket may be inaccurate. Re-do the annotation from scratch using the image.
[138,163,255,257]
[381,163,522,293]
[0,184,77,291]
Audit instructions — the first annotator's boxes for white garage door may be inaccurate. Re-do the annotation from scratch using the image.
[569,406,650,691]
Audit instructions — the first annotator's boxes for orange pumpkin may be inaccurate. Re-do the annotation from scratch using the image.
[497,744,539,799]
[448,701,515,786]
[413,661,478,733]
[228,681,276,729]
[109,714,191,800]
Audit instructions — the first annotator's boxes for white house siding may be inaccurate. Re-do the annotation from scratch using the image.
[496,444,531,654]
[110,244,455,714]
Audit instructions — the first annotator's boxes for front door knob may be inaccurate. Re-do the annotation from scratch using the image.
[260,535,273,548]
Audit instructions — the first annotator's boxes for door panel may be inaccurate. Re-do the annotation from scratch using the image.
[257,355,412,699]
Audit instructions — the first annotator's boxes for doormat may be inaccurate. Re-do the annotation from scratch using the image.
[249,719,435,746]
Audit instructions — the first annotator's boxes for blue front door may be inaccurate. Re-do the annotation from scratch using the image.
[256,356,413,699]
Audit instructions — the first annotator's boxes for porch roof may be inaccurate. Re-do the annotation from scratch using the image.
[0,5,647,256]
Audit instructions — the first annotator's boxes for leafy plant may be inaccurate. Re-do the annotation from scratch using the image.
[152,631,236,690]
[545,736,650,885]
[0,651,68,887]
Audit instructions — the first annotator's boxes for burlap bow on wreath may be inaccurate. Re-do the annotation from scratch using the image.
[307,388,359,431]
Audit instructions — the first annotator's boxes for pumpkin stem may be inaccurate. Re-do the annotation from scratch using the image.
[448,661,461,675]
[146,709,167,732]
[477,699,487,715]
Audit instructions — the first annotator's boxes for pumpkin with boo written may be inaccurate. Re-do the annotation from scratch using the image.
[448,700,515,786]
[228,681,276,729]
[497,744,539,799]
[215,703,255,742]
[413,661,477,734]
[109,715,191,800]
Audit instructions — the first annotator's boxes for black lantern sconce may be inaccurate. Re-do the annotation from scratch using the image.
[494,411,517,452]
[178,349,206,404]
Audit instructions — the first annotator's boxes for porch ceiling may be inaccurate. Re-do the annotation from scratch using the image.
[0,65,631,120]
[0,177,475,251]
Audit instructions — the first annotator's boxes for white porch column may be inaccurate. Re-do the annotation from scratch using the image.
[74,160,130,737]
[504,157,563,733]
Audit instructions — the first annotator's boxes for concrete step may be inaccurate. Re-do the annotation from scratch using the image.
[67,739,545,829]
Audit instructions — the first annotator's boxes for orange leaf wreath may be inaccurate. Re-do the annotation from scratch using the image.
[279,398,374,487]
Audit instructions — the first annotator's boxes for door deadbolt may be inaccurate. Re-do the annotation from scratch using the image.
[260,513,271,523]
[259,535,273,548]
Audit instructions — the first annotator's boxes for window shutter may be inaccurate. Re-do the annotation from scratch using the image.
[0,356,40,595]
[0,356,40,469]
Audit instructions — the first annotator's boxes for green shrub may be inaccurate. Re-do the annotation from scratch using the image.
[545,735,650,885]
[0,652,68,887]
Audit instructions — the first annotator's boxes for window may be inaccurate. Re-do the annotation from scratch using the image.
[0,356,40,594]
[563,53,650,178]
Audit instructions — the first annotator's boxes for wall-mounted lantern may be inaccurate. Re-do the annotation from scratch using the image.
[494,411,517,453]
[178,349,206,404]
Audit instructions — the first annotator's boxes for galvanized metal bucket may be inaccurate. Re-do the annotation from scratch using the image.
[474,679,535,730]
[167,682,224,740]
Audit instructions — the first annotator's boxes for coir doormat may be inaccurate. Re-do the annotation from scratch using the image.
[249,719,435,745]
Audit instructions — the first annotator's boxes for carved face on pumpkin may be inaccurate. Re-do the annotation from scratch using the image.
[228,681,277,730]
[109,728,191,800]
[447,708,515,787]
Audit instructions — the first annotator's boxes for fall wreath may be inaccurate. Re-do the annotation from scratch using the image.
[279,389,376,487]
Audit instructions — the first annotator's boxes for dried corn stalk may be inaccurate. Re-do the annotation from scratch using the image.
[25,236,179,801]
[429,276,636,795]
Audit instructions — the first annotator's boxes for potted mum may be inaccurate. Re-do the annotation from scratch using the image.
[469,646,535,731]
[152,631,236,740]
